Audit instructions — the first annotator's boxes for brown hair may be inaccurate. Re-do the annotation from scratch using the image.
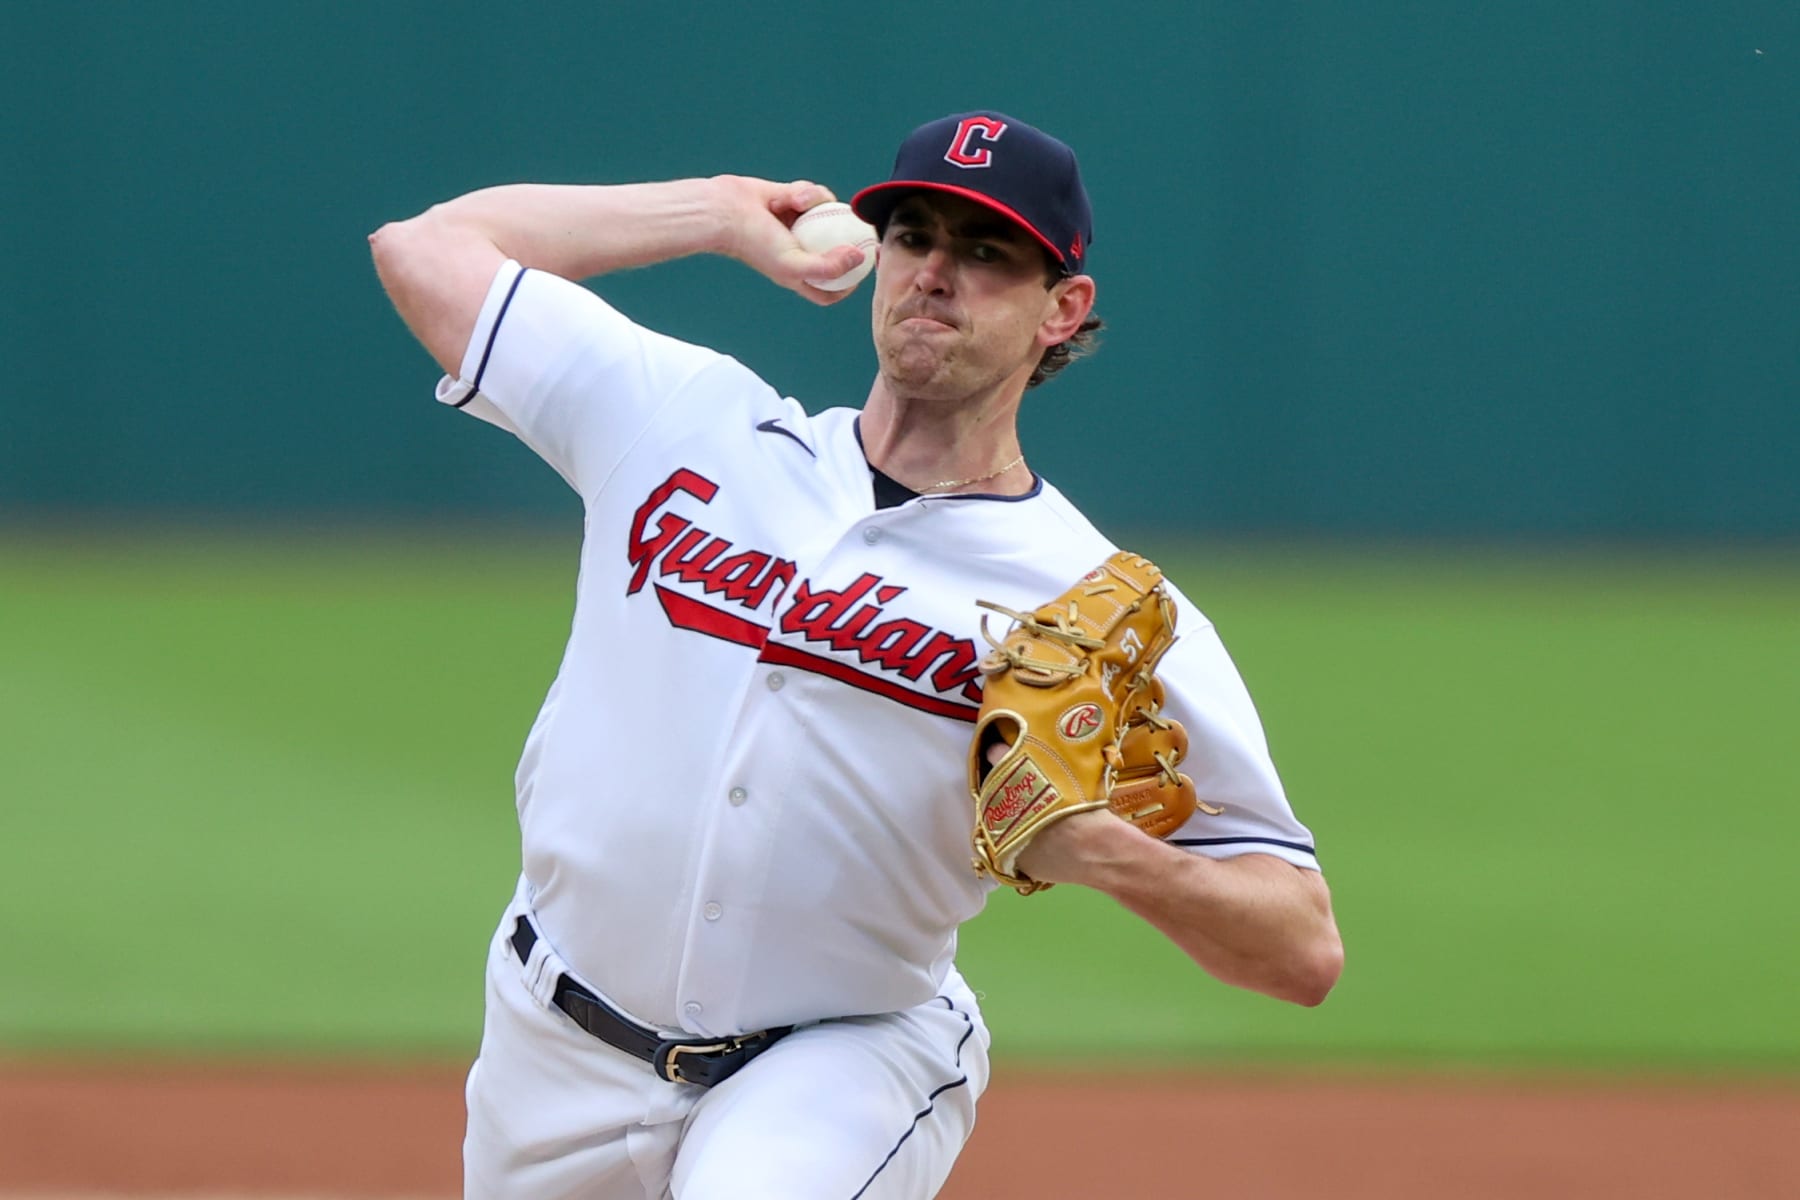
[1029,311,1103,389]
[1028,255,1102,388]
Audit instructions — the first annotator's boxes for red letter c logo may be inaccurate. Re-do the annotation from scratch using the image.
[944,116,1008,168]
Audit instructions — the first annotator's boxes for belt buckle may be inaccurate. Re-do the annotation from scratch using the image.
[655,1038,739,1086]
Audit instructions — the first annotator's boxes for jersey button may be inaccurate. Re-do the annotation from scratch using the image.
[728,787,748,806]
[862,527,882,545]
[703,903,722,921]
[766,671,785,691]
[684,1001,702,1018]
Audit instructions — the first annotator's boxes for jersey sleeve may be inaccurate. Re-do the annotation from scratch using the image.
[433,260,724,496]
[1155,602,1321,871]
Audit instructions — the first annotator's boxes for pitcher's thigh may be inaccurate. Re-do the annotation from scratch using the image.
[672,998,986,1200]
[463,927,681,1200]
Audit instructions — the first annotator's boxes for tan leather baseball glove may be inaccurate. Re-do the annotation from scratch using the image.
[968,552,1215,895]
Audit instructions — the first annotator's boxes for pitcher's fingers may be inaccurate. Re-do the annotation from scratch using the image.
[772,180,837,219]
[795,281,858,307]
[789,246,867,305]
[813,243,866,278]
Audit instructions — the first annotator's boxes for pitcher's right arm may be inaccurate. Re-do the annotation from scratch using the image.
[369,176,864,375]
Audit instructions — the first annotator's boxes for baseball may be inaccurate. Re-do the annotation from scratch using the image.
[790,201,879,292]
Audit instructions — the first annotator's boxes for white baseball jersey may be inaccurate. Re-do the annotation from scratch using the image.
[437,260,1319,1040]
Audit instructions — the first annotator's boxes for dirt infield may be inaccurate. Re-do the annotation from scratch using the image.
[2,1059,1795,1198]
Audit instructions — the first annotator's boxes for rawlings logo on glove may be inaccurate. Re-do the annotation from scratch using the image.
[968,552,1219,895]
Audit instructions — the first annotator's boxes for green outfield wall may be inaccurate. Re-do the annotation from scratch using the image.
[4,2,1797,538]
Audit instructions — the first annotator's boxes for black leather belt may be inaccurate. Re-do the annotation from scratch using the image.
[509,915,792,1088]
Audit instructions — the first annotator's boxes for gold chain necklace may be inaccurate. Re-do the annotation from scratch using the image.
[921,452,1026,493]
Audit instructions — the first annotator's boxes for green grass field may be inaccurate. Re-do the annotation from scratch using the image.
[2,531,1796,1072]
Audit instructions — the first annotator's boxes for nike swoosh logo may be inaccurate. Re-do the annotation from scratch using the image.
[756,418,816,458]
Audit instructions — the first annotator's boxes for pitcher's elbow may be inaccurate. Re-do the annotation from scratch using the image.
[368,217,416,267]
[1288,934,1344,1008]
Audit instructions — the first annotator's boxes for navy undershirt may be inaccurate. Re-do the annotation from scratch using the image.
[870,465,921,510]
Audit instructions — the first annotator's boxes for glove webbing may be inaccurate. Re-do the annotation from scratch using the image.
[975,587,1125,679]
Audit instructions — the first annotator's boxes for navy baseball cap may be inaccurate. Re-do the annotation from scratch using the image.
[851,112,1094,275]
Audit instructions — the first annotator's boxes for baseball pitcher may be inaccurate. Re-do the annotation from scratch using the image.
[370,110,1343,1199]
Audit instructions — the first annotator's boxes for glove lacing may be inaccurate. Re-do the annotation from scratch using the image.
[975,588,1124,679]
[1136,701,1222,814]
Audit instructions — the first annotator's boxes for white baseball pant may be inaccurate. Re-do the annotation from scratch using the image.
[463,881,991,1199]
